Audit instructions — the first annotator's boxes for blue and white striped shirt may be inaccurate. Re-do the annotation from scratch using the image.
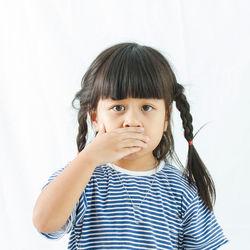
[38,160,229,249]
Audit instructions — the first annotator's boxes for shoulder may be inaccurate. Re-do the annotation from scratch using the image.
[161,163,198,208]
[162,163,197,193]
[41,161,72,190]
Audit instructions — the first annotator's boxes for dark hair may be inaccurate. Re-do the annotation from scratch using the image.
[72,42,216,211]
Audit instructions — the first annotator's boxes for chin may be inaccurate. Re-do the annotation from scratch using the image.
[123,148,143,159]
[122,155,138,161]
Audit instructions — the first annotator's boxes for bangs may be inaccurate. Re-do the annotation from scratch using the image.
[94,43,169,101]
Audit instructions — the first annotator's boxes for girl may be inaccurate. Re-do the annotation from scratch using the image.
[33,42,229,249]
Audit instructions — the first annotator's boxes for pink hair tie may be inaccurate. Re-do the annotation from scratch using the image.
[188,141,193,146]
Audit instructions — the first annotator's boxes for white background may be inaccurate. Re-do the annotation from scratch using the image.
[1,0,249,249]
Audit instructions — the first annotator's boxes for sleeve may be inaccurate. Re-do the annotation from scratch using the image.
[182,194,229,249]
[37,161,88,240]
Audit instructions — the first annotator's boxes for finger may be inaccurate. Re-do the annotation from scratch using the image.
[120,139,148,148]
[120,132,150,143]
[116,127,145,133]
[125,146,142,154]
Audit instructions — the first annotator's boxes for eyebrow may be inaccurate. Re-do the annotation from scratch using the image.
[104,98,160,104]
[102,99,162,109]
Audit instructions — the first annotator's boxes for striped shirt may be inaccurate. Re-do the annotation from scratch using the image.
[38,160,229,249]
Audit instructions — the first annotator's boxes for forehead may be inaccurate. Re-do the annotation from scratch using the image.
[99,97,164,105]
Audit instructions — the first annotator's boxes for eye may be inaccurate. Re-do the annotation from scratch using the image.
[142,105,153,112]
[111,105,153,112]
[112,105,125,112]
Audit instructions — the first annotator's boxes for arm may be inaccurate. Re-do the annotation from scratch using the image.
[182,194,229,249]
[32,151,97,234]
[33,125,148,234]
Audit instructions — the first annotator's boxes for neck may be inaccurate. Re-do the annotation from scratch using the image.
[112,155,159,172]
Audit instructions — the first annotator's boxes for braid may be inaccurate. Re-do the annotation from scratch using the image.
[72,87,92,154]
[76,109,88,153]
[174,83,216,211]
[174,83,193,142]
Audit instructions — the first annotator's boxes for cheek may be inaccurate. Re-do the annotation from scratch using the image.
[100,118,116,132]
[150,134,161,146]
[102,115,122,128]
[147,130,163,144]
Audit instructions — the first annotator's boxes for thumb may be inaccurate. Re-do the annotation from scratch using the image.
[97,123,106,134]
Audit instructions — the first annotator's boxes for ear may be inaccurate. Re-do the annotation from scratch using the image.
[169,104,173,114]
[164,104,172,132]
[89,110,99,132]
[164,120,168,132]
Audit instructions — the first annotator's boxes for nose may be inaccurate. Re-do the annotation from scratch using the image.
[123,109,143,128]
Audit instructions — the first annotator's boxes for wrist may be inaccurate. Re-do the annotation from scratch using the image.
[77,149,99,169]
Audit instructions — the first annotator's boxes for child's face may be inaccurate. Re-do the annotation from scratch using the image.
[90,97,171,159]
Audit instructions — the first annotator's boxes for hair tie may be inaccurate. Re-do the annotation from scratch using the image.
[188,141,193,146]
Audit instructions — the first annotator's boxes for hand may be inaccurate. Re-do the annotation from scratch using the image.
[82,123,149,166]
